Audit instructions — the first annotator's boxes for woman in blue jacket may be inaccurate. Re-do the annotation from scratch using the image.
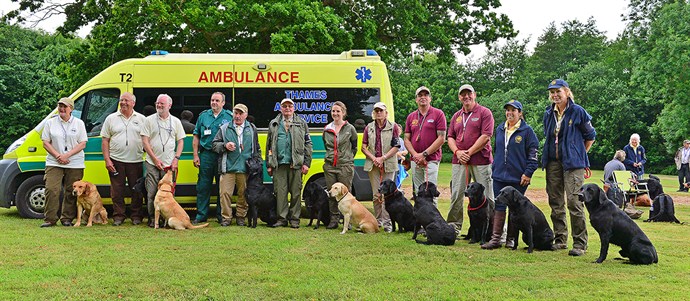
[482,100,539,249]
[542,79,596,257]
[623,133,646,179]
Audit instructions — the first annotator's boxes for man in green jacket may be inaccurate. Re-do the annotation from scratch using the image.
[211,103,259,226]
[266,98,313,228]
[192,92,233,224]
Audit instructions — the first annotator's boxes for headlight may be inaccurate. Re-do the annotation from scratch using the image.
[5,134,27,155]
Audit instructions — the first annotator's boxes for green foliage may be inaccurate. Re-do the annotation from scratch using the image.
[631,2,690,158]
[0,23,79,153]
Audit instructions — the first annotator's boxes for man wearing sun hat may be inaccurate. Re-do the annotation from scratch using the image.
[266,98,313,228]
[212,103,259,226]
[446,84,495,236]
[403,86,447,206]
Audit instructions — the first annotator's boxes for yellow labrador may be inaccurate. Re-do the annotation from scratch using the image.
[328,182,379,234]
[154,170,209,230]
[72,180,108,227]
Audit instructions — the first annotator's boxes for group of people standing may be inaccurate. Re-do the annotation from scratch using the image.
[393,79,596,257]
[40,78,604,257]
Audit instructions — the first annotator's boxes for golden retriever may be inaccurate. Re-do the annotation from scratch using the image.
[328,182,379,234]
[72,180,108,227]
[154,170,209,230]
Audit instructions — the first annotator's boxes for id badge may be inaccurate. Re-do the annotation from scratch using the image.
[203,129,212,136]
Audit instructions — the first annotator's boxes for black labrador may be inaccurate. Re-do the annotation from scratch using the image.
[497,186,554,253]
[412,182,456,245]
[245,158,278,228]
[379,179,415,233]
[303,181,330,229]
[646,194,682,223]
[579,183,658,264]
[464,182,493,244]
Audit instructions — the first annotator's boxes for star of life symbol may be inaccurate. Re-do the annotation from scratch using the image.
[355,67,372,83]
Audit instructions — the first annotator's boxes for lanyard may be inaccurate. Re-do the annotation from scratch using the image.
[59,117,71,152]
[415,110,428,142]
[157,117,173,152]
[460,111,473,142]
[119,114,132,146]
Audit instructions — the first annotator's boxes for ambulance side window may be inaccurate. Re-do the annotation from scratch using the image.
[71,88,120,137]
[234,88,380,129]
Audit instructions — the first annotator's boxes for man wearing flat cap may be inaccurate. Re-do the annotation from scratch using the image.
[404,86,447,206]
[212,103,259,226]
[266,98,313,228]
[446,84,495,234]
[192,92,233,225]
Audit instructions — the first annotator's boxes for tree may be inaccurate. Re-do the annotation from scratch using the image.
[631,1,690,158]
[0,23,79,153]
[3,0,516,61]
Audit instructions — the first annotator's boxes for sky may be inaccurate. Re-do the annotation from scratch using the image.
[1,0,630,59]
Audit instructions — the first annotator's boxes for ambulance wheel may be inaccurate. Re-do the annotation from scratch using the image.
[16,175,46,219]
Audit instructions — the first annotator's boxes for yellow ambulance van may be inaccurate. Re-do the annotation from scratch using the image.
[0,50,395,218]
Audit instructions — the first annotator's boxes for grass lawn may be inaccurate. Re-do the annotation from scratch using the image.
[1,168,689,300]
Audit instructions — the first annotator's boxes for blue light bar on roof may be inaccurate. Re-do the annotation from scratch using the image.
[366,49,378,56]
[150,50,169,55]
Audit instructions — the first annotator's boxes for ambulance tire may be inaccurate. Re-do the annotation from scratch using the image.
[16,174,46,219]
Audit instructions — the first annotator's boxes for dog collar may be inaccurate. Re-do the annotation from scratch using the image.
[383,189,399,200]
[467,196,487,211]
[159,189,174,193]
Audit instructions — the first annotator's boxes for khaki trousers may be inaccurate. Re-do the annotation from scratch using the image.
[273,165,303,222]
[368,167,394,224]
[324,163,354,215]
[545,160,588,250]
[219,173,247,221]
[447,164,494,231]
[411,161,439,206]
[44,166,83,224]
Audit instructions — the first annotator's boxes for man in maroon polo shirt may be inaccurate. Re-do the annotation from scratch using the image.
[404,86,447,206]
[446,84,495,234]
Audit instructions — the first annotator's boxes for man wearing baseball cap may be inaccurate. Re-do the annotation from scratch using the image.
[404,86,447,206]
[192,92,233,225]
[212,103,259,226]
[266,98,313,228]
[446,84,495,235]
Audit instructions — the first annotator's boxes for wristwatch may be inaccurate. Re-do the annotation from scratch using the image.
[174,155,181,160]
[422,151,428,157]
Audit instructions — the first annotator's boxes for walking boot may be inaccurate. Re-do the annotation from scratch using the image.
[481,211,506,249]
[326,214,339,229]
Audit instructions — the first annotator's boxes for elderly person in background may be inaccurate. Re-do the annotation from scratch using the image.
[623,133,646,180]
[40,97,87,227]
[101,92,146,226]
[322,101,358,229]
[542,79,596,257]
[361,102,399,233]
[675,140,690,192]
[604,150,626,185]
[141,94,186,228]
